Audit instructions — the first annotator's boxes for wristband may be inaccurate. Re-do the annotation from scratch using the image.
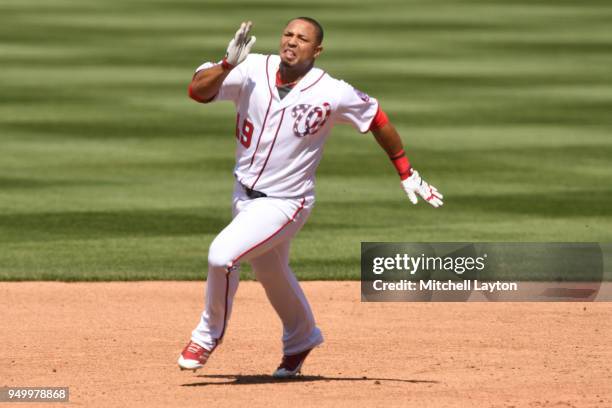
[221,58,234,70]
[389,149,412,180]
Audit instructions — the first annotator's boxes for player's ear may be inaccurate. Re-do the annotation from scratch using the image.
[314,45,323,59]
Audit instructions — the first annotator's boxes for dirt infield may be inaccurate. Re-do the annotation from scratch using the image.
[1,282,610,407]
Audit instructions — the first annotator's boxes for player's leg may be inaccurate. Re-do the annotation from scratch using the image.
[250,240,324,356]
[189,255,240,351]
[190,196,310,353]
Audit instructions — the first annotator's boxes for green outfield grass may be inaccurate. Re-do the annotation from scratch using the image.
[1,0,611,280]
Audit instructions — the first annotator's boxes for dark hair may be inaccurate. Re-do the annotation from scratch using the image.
[289,16,324,45]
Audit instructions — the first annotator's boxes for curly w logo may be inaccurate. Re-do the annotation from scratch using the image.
[291,103,331,137]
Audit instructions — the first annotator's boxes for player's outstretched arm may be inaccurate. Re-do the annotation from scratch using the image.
[189,21,256,102]
[371,122,444,208]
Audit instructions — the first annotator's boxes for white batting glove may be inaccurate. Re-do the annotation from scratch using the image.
[401,170,444,208]
[223,21,256,68]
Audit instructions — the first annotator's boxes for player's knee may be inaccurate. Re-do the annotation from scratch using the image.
[207,252,233,271]
[207,242,235,271]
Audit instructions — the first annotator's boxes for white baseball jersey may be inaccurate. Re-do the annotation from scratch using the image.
[196,53,379,198]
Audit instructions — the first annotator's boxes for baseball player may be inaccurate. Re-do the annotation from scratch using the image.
[178,18,443,378]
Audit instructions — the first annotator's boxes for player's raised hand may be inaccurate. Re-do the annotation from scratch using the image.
[401,170,444,208]
[224,21,256,68]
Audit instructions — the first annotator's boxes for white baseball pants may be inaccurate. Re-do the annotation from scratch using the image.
[191,183,324,355]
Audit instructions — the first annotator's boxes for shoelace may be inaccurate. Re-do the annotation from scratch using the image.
[186,342,210,363]
[187,343,204,354]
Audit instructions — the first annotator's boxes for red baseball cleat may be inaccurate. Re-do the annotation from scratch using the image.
[178,341,211,372]
[272,347,313,378]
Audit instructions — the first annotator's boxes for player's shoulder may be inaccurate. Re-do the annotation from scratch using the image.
[245,53,269,62]
[323,74,376,106]
[324,75,362,102]
[238,53,279,74]
[243,53,275,66]
[320,72,354,91]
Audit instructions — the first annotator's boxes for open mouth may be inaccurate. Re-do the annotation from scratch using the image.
[283,49,297,60]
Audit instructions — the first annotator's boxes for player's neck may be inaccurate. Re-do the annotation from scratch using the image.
[278,62,313,85]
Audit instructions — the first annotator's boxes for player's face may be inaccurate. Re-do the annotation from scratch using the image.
[279,19,322,69]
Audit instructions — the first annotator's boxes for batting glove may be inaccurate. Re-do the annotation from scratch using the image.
[223,21,256,69]
[401,170,444,208]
